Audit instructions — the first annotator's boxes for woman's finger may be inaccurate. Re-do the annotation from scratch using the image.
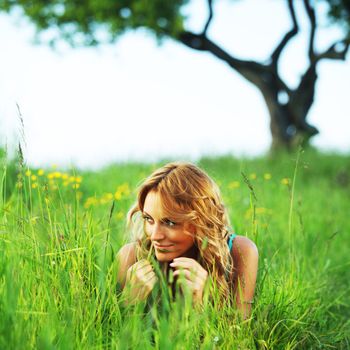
[135,259,153,270]
[133,266,155,283]
[174,270,206,289]
[170,258,206,274]
[129,259,154,274]
[170,258,194,269]
[171,262,207,280]
[140,274,157,295]
[147,274,157,286]
[143,270,157,282]
[176,276,197,293]
[127,261,154,282]
[173,268,197,281]
[137,264,153,275]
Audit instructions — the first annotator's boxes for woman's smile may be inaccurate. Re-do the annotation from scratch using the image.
[154,244,175,249]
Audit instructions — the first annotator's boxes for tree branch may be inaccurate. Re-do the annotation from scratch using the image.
[315,40,350,62]
[179,30,291,92]
[271,0,298,66]
[179,31,254,69]
[202,0,213,36]
[179,31,266,85]
[303,0,316,61]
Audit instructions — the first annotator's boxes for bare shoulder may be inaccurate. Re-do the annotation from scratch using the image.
[117,242,137,260]
[116,242,138,286]
[231,235,258,264]
[230,236,259,317]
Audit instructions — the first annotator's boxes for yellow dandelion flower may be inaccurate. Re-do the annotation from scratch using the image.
[69,176,75,183]
[54,171,62,178]
[31,175,37,181]
[62,173,69,180]
[117,183,130,196]
[245,207,273,218]
[32,183,38,189]
[72,183,80,190]
[264,173,272,180]
[47,173,55,179]
[114,191,122,200]
[249,173,257,180]
[25,170,31,177]
[84,197,98,208]
[104,193,113,201]
[37,169,45,176]
[281,178,290,185]
[75,176,82,183]
[228,181,240,189]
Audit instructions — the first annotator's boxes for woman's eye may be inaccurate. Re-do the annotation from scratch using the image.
[165,220,176,227]
[142,216,152,223]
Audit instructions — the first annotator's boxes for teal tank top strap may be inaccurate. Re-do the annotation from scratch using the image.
[227,233,237,251]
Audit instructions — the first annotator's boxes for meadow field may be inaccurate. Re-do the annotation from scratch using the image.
[0,148,349,349]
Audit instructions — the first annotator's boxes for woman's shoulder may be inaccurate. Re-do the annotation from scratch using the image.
[231,235,258,262]
[117,242,138,264]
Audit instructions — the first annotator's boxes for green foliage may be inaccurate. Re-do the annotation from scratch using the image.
[325,0,350,36]
[0,150,349,348]
[1,0,350,47]
[0,0,189,46]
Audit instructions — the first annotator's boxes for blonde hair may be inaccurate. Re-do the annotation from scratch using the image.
[127,161,234,300]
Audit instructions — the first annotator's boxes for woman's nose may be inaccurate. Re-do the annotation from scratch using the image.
[150,223,166,241]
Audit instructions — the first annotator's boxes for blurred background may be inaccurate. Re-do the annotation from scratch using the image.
[0,0,349,169]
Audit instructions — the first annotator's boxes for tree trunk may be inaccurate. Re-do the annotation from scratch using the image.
[259,68,319,150]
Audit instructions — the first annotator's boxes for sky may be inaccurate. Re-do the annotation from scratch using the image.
[0,0,349,169]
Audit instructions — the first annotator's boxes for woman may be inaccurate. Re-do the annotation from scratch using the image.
[117,162,258,318]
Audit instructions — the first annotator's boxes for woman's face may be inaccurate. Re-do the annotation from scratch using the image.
[143,190,196,262]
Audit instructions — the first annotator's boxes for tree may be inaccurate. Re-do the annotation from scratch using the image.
[0,0,349,149]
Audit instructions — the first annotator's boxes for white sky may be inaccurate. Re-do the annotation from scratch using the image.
[0,0,349,169]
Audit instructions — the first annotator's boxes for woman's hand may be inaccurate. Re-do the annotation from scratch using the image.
[170,257,208,304]
[123,259,158,304]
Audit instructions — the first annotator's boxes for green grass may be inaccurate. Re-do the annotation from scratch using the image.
[0,149,349,349]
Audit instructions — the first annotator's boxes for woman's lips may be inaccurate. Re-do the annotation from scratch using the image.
[154,244,175,249]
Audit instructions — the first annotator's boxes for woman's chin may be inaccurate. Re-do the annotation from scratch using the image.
[155,251,178,262]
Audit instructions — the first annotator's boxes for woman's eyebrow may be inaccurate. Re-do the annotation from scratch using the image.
[143,211,173,222]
